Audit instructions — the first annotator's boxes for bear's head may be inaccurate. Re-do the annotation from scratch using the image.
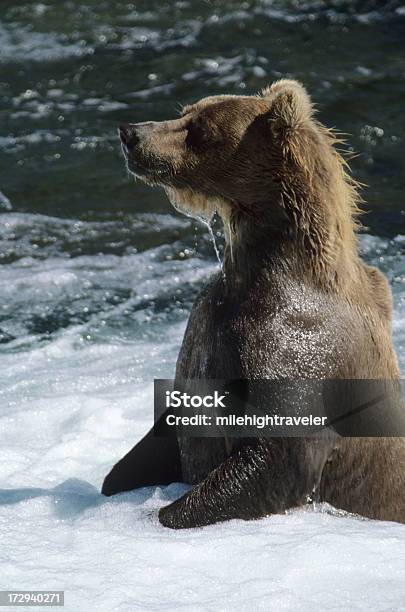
[120,80,360,277]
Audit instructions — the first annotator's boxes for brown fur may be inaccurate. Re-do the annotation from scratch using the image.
[116,80,405,527]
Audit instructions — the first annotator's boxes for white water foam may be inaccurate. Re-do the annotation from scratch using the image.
[0,219,405,611]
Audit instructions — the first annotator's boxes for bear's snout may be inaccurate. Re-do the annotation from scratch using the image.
[119,122,156,153]
[119,123,140,152]
[119,120,176,181]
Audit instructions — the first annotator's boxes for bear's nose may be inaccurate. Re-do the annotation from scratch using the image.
[119,123,140,150]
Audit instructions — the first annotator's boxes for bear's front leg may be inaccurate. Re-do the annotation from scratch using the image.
[158,438,326,529]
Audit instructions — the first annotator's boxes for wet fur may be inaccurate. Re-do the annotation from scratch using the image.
[103,80,405,528]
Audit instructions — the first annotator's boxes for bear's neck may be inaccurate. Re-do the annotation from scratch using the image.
[220,198,359,292]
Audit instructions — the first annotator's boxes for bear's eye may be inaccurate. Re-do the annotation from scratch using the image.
[186,120,209,150]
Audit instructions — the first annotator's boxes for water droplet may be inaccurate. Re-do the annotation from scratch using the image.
[204,218,225,279]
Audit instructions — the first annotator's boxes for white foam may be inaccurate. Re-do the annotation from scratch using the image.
[0,223,404,610]
[1,491,405,611]
[0,23,94,62]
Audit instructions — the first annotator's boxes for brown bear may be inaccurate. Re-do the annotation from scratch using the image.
[102,80,405,529]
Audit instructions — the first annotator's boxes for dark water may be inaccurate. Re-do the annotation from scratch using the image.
[0,0,405,358]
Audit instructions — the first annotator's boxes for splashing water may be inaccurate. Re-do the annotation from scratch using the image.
[204,218,225,278]
[163,187,224,274]
[168,192,225,277]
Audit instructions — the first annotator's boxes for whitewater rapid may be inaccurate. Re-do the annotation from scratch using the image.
[0,211,404,610]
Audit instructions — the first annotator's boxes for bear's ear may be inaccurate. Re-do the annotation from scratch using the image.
[261,79,314,138]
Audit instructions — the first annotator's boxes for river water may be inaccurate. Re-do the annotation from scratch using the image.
[1,2,405,610]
